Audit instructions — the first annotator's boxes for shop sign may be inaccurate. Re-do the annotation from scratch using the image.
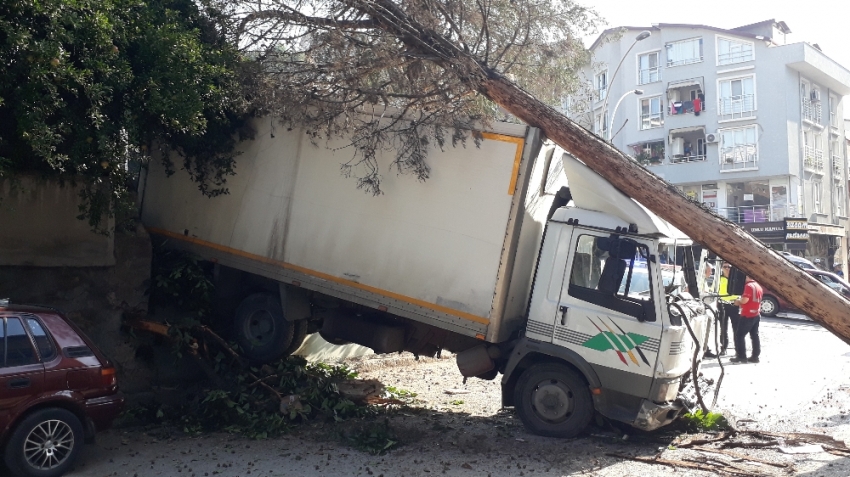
[784,218,808,231]
[785,218,809,241]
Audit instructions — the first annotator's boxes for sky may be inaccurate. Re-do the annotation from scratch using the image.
[583,0,850,118]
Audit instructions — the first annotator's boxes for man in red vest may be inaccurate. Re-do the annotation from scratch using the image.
[730,276,763,363]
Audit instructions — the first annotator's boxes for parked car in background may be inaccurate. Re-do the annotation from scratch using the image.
[0,302,124,477]
[760,270,850,317]
[779,251,820,271]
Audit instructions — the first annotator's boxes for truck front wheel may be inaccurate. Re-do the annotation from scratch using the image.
[233,293,294,363]
[514,363,593,438]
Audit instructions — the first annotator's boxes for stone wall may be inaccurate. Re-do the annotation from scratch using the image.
[0,177,114,266]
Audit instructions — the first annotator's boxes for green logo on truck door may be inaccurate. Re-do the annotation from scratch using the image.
[582,317,651,367]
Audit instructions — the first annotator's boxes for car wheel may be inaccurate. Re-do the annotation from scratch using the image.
[513,363,593,438]
[233,293,294,363]
[4,408,84,477]
[760,296,779,317]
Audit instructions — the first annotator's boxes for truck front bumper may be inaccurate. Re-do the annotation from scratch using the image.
[631,399,685,431]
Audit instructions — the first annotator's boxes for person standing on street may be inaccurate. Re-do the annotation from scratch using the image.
[731,275,763,363]
[717,263,740,356]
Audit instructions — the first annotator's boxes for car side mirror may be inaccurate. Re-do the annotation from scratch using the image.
[728,267,747,296]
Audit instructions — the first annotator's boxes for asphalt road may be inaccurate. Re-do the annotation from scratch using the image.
[66,316,850,476]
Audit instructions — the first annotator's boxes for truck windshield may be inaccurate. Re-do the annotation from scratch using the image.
[618,263,680,297]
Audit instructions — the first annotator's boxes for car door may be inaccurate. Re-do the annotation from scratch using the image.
[0,316,46,433]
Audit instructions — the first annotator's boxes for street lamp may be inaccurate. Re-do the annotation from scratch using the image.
[600,30,652,140]
[609,89,644,141]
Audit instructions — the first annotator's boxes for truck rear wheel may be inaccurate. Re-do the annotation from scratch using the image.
[233,293,294,363]
[284,319,309,356]
[514,363,593,438]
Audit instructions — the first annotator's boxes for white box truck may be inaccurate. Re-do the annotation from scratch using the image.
[140,118,713,437]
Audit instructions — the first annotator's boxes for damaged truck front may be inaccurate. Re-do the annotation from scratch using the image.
[141,118,713,438]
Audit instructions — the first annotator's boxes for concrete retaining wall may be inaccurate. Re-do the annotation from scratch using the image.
[0,177,114,266]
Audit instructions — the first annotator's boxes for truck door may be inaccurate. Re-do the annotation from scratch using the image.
[523,223,574,344]
[552,231,663,396]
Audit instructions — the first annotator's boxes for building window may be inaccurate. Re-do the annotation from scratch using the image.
[812,180,823,214]
[717,36,754,65]
[802,82,822,124]
[638,51,661,85]
[718,76,755,121]
[804,130,825,173]
[719,125,757,170]
[831,138,843,179]
[640,96,663,130]
[594,110,608,136]
[836,184,845,217]
[829,95,838,127]
[595,71,608,102]
[665,38,703,67]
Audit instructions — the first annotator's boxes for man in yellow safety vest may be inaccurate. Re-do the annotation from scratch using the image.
[717,263,740,355]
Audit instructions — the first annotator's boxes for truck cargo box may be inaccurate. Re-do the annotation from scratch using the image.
[141,118,566,342]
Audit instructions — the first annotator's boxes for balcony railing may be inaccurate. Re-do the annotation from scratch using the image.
[804,146,824,173]
[640,112,664,130]
[803,99,822,125]
[718,94,756,121]
[670,154,706,164]
[639,67,661,85]
[720,144,758,170]
[719,205,797,224]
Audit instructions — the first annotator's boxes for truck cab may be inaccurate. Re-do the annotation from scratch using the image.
[498,149,711,437]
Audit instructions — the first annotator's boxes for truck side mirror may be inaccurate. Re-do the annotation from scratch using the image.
[728,267,747,296]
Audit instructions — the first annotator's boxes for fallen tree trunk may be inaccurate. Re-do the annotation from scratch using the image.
[355,0,850,345]
[479,76,850,345]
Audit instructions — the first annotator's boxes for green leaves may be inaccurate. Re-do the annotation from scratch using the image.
[680,410,731,432]
[0,0,247,231]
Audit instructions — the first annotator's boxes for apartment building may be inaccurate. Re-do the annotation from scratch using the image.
[574,19,850,267]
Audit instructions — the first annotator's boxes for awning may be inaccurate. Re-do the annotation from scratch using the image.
[667,77,704,92]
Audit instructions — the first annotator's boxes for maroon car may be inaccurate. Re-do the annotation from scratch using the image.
[760,269,850,317]
[0,302,124,477]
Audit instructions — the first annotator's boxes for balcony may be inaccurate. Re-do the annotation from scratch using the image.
[666,78,705,118]
[720,144,758,171]
[804,146,824,173]
[631,141,665,166]
[802,99,822,125]
[668,127,707,164]
[719,205,797,224]
[718,94,755,121]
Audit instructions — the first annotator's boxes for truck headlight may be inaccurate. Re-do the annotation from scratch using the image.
[651,377,681,403]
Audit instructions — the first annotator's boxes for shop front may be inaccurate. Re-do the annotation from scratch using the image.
[807,223,846,270]
[741,217,809,253]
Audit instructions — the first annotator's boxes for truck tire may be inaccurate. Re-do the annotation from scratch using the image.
[284,319,309,356]
[233,293,294,363]
[760,296,779,317]
[4,408,84,477]
[514,363,593,438]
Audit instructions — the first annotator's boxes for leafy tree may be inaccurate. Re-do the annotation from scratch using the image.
[0,0,248,231]
[217,0,599,194]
